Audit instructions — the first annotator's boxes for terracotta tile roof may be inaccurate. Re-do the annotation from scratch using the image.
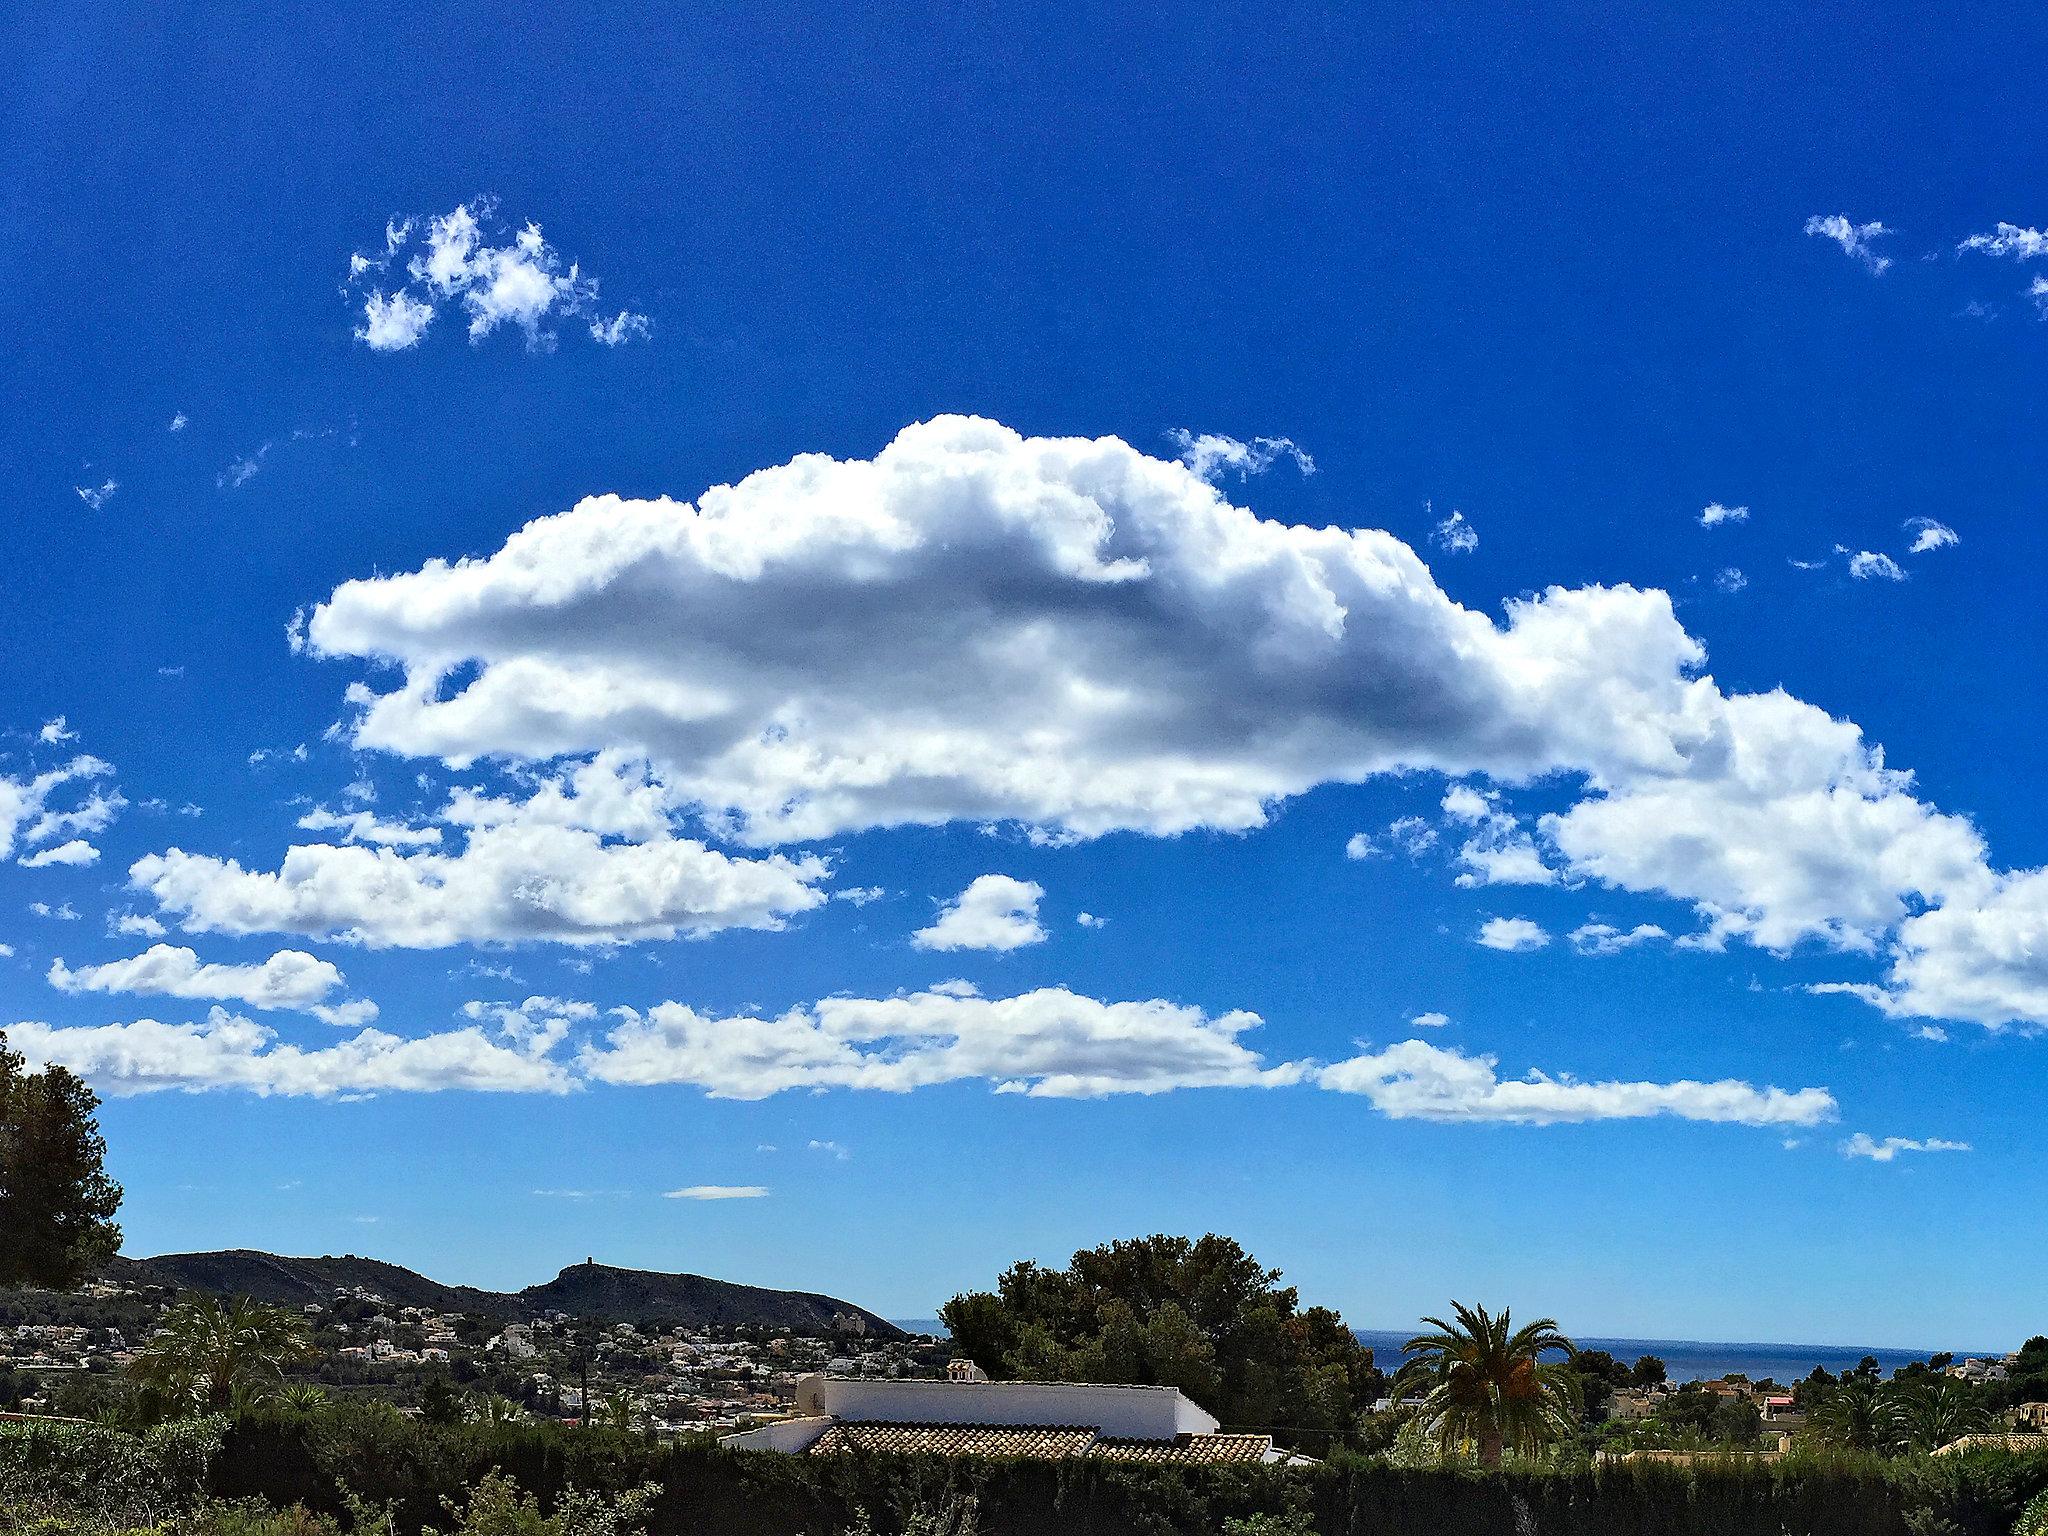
[808,1422,1100,1458]
[804,1421,1276,1463]
[1093,1433,1276,1464]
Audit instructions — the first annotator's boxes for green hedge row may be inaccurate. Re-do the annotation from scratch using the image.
[203,1407,2048,1536]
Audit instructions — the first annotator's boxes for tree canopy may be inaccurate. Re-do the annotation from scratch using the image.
[0,1031,123,1291]
[939,1233,1381,1441]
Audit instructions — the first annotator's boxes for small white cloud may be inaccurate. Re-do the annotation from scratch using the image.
[912,874,1047,952]
[663,1185,769,1200]
[49,942,366,1020]
[1442,786,1556,888]
[1075,911,1107,928]
[1840,1132,1970,1162]
[1387,817,1438,856]
[21,839,99,869]
[1788,556,1828,572]
[113,912,167,939]
[29,902,80,920]
[296,807,442,848]
[356,290,435,351]
[833,886,887,906]
[1476,916,1549,952]
[1956,223,2048,260]
[217,443,270,490]
[1904,518,1959,554]
[38,718,77,745]
[345,201,635,354]
[1848,550,1907,582]
[806,1139,850,1160]
[589,311,651,346]
[1319,1038,1835,1126]
[1569,921,1670,956]
[1805,214,1893,274]
[1409,1011,1450,1028]
[169,412,188,432]
[1699,502,1749,527]
[1167,430,1314,481]
[1343,832,1377,861]
[75,480,118,511]
[1433,508,1477,554]
[1715,567,1747,594]
[2032,275,2048,318]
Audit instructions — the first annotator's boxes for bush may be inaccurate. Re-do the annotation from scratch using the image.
[0,1416,222,1532]
[181,1410,2048,1536]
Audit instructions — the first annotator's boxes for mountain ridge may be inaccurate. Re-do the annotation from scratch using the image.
[105,1250,904,1338]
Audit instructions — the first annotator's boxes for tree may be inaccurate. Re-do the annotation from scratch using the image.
[1391,1302,1579,1468]
[1887,1377,1988,1453]
[1810,1372,1887,1451]
[939,1233,1381,1444]
[0,1033,123,1290]
[1630,1355,1667,1388]
[129,1293,310,1411]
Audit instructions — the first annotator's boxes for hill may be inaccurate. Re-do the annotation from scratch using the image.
[106,1251,904,1338]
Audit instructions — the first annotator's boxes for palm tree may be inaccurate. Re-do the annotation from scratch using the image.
[129,1293,310,1412]
[466,1392,531,1428]
[1886,1377,1988,1453]
[277,1383,330,1413]
[1810,1372,1887,1451]
[1391,1302,1579,1468]
[594,1389,640,1432]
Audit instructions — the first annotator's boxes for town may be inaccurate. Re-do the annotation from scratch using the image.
[0,1273,949,1434]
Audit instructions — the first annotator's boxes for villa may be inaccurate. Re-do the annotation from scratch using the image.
[720,1368,1314,1465]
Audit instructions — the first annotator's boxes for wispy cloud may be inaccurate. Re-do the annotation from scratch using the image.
[663,1184,769,1200]
[1904,518,1959,554]
[346,200,647,353]
[1841,1132,1969,1162]
[1433,507,1477,554]
[75,479,118,510]
[1167,429,1315,481]
[1805,214,1893,274]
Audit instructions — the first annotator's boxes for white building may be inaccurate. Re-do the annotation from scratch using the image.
[721,1373,1310,1465]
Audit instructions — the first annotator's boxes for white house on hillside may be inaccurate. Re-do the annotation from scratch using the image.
[720,1372,1313,1465]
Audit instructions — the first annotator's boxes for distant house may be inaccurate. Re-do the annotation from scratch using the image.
[2015,1402,2048,1431]
[721,1372,1312,1465]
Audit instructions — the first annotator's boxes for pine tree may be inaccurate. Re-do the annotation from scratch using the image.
[0,1032,124,1290]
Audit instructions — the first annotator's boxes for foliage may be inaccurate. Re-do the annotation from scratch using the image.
[938,1234,1380,1446]
[1889,1378,1991,1455]
[1391,1302,1579,1468]
[0,1414,222,1530]
[431,1469,657,1536]
[0,1032,123,1291]
[129,1293,313,1413]
[2015,1487,2048,1536]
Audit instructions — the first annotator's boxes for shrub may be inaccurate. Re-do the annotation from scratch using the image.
[0,1415,222,1532]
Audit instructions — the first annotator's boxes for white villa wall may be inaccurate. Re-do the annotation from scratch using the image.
[721,1415,832,1452]
[790,1374,1218,1439]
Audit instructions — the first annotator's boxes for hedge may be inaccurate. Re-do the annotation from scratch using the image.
[202,1407,2048,1536]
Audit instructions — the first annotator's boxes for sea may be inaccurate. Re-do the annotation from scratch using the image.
[889,1323,1999,1386]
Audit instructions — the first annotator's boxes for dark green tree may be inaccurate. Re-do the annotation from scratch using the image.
[940,1233,1380,1443]
[1629,1355,1667,1388]
[0,1032,123,1290]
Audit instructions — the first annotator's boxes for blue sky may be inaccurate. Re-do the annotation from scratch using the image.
[7,2,2048,1347]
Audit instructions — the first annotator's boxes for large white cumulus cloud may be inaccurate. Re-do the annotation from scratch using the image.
[307,415,1712,845]
[285,416,2022,1024]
